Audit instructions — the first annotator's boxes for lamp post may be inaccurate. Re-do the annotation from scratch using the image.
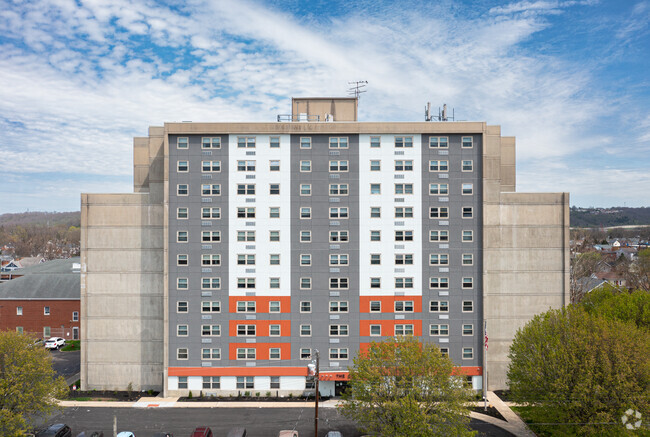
[308,349,320,437]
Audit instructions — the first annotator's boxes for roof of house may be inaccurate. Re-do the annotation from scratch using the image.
[578,276,608,292]
[0,257,80,300]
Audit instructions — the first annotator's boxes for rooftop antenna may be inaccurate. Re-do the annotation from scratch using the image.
[425,102,455,121]
[348,81,368,101]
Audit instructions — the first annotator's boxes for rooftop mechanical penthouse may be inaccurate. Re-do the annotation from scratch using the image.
[80,97,569,396]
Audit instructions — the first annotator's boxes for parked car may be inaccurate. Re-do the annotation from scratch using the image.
[325,432,342,437]
[152,434,173,437]
[44,337,66,350]
[226,428,246,437]
[35,424,72,437]
[76,433,104,437]
[189,428,212,437]
[116,433,135,437]
[277,431,298,437]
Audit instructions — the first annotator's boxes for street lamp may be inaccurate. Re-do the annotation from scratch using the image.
[307,349,320,437]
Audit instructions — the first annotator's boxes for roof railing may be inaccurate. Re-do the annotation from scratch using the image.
[277,114,321,122]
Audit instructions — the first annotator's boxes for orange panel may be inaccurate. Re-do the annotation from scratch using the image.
[169,366,308,377]
[359,320,422,336]
[228,320,291,337]
[228,342,291,360]
[320,372,350,381]
[228,296,291,313]
[359,296,422,313]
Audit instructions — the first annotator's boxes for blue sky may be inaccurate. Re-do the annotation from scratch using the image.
[1,0,649,212]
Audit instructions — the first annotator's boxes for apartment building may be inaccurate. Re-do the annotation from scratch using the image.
[80,97,569,396]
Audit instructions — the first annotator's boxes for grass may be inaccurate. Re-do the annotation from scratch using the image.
[60,340,80,351]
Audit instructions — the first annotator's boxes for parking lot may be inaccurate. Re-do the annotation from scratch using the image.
[49,349,80,381]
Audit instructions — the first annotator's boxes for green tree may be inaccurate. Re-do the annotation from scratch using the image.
[339,336,476,437]
[0,331,68,436]
[507,307,650,436]
[627,249,650,292]
[581,285,650,330]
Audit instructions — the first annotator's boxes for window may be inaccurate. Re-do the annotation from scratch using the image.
[177,137,188,149]
[178,376,188,389]
[201,184,221,195]
[430,207,449,218]
[370,230,381,241]
[329,137,348,148]
[394,160,413,171]
[72,311,79,321]
[330,278,349,289]
[269,301,281,313]
[201,254,221,266]
[329,160,349,172]
[300,277,312,289]
[16,306,23,316]
[201,301,221,313]
[300,254,312,266]
[370,207,381,218]
[395,230,414,241]
[300,348,312,360]
[237,184,256,195]
[177,349,188,360]
[177,160,188,172]
[370,160,381,171]
[270,137,280,148]
[330,324,349,336]
[463,324,474,336]
[463,207,473,218]
[330,207,349,218]
[329,301,349,313]
[300,160,311,172]
[394,301,414,312]
[430,301,449,312]
[430,230,449,242]
[300,324,312,336]
[370,254,381,265]
[177,301,188,312]
[177,231,189,243]
[462,301,474,312]
[269,160,280,171]
[300,301,312,313]
[237,136,256,148]
[462,136,473,148]
[395,207,413,218]
[462,183,473,195]
[330,230,349,242]
[270,376,281,389]
[237,376,254,388]
[237,160,256,171]
[329,348,349,359]
[177,278,188,289]
[236,231,255,242]
[429,254,449,265]
[300,184,312,196]
[203,376,221,389]
[395,324,414,335]
[300,207,311,219]
[395,277,414,288]
[270,254,280,265]
[269,184,280,195]
[237,254,255,265]
[237,324,256,337]
[43,326,51,337]
[370,277,381,288]
[463,277,474,289]
[177,325,188,336]
[237,278,256,289]
[269,324,281,336]
[201,325,221,336]
[202,137,221,149]
[370,325,381,336]
[395,183,413,194]
[269,277,280,289]
[201,277,221,289]
[237,348,256,360]
[269,207,280,218]
[370,301,381,312]
[462,160,473,171]
[395,254,413,265]
[16,327,23,334]
[429,136,448,148]
[177,184,188,196]
[462,230,474,242]
[429,160,449,172]
[236,301,256,313]
[202,161,221,172]
[430,324,449,336]
[370,136,381,148]
[430,277,449,289]
[329,184,349,196]
[201,207,220,219]
[269,348,281,360]
[370,183,381,194]
[300,231,311,243]
[177,207,188,219]
[430,183,449,195]
[463,348,474,359]
[395,136,413,148]
[300,137,311,149]
[329,254,349,265]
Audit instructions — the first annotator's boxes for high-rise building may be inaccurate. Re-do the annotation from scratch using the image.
[80,97,569,396]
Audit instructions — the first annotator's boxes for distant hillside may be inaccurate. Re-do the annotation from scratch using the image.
[0,211,80,227]
[571,207,650,228]
[0,211,81,258]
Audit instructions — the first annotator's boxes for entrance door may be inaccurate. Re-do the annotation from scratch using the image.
[334,381,349,396]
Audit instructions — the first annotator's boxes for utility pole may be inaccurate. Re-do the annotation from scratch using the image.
[308,350,320,437]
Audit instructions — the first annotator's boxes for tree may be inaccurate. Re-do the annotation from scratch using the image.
[0,331,68,436]
[570,252,602,303]
[338,336,476,437]
[507,307,650,436]
[626,248,650,292]
[581,286,650,330]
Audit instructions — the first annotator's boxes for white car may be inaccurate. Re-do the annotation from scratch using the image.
[44,337,66,349]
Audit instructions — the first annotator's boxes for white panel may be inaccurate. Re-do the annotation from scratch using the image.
[281,376,306,390]
[473,376,483,391]
[359,134,422,296]
[255,376,271,390]
[221,376,237,390]
[188,376,203,391]
[168,376,178,390]
[319,381,335,397]
[229,135,292,296]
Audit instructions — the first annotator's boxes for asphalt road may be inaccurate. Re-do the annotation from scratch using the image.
[49,349,80,379]
[36,407,515,437]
